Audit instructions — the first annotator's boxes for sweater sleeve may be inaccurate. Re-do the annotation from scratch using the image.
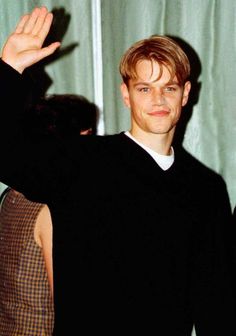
[0,58,32,122]
[0,59,56,202]
[0,59,31,183]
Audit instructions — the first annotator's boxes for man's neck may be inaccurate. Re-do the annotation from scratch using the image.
[129,129,174,155]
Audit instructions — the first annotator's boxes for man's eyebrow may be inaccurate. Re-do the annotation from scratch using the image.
[133,81,151,87]
[133,80,180,87]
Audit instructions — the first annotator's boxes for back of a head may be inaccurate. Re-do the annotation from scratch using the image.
[119,35,190,86]
[26,94,99,139]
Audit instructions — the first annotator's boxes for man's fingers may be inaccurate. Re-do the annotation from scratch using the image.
[15,14,30,34]
[31,7,49,36]
[14,7,54,50]
[37,12,54,43]
[38,42,61,60]
[23,7,48,34]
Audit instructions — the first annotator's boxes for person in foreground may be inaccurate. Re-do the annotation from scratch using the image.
[0,6,235,336]
[0,93,98,336]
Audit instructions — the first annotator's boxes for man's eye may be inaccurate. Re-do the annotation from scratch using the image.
[138,87,150,93]
[165,86,176,92]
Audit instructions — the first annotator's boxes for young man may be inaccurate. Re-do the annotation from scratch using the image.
[0,7,235,336]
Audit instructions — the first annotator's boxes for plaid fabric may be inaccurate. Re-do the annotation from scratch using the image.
[0,190,54,335]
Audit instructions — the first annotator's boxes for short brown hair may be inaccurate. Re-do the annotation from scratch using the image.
[119,35,190,86]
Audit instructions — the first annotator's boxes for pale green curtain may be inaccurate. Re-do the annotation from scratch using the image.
[1,0,236,212]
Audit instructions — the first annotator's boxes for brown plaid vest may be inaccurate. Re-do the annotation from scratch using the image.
[0,189,54,335]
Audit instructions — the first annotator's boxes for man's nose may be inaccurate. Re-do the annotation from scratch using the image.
[152,89,166,105]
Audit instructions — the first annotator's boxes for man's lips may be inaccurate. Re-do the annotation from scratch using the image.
[148,110,170,116]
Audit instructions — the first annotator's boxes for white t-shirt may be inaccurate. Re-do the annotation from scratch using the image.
[125,131,174,171]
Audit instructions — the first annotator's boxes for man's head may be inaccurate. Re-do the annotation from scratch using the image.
[119,35,191,143]
[119,35,190,88]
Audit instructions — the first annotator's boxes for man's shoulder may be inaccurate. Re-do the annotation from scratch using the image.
[87,132,129,149]
[176,146,226,187]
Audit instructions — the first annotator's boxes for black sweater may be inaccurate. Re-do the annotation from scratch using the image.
[0,60,235,335]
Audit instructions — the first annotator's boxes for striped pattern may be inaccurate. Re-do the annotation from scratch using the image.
[0,190,54,335]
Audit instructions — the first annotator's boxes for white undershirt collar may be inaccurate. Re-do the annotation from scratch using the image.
[124,131,174,171]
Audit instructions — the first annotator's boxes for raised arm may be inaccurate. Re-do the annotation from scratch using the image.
[0,7,61,201]
[1,6,60,73]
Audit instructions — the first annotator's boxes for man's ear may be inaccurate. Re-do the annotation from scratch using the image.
[182,81,191,107]
[120,82,131,108]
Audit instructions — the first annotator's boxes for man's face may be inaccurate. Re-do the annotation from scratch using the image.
[121,60,191,137]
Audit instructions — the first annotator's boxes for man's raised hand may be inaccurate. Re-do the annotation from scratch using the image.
[1,6,60,73]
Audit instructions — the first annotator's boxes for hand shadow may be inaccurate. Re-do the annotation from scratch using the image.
[26,7,79,100]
